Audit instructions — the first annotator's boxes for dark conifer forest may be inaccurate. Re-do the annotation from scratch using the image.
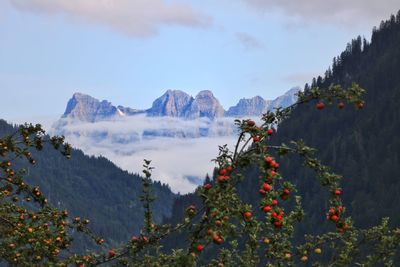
[0,120,176,250]
[164,8,400,249]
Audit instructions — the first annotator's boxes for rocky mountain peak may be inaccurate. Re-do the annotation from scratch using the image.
[184,90,225,119]
[147,90,193,117]
[62,92,119,122]
[196,90,214,97]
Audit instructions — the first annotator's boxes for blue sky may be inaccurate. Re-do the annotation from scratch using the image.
[0,0,398,124]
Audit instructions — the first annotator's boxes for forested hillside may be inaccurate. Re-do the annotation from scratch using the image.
[272,10,400,235]
[165,10,400,242]
[0,120,176,250]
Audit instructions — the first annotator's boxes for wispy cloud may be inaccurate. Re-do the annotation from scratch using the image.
[236,32,263,50]
[51,115,260,194]
[242,0,399,27]
[9,0,212,38]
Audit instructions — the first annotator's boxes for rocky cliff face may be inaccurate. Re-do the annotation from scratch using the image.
[62,93,120,122]
[147,90,194,117]
[184,90,225,119]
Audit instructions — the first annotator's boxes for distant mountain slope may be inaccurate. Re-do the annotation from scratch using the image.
[268,87,300,110]
[225,87,300,117]
[0,119,176,249]
[225,96,268,117]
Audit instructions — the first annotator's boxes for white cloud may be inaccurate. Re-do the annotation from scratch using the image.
[98,136,237,194]
[242,0,399,27]
[51,115,262,194]
[9,0,212,37]
[236,32,263,50]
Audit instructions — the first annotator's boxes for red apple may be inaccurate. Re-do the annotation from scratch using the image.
[263,205,272,212]
[108,249,116,258]
[226,166,233,173]
[247,120,255,127]
[204,183,212,190]
[331,215,339,222]
[263,183,272,191]
[316,102,325,110]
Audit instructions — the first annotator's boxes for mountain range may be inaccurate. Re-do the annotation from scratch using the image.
[61,87,300,122]
[50,87,300,193]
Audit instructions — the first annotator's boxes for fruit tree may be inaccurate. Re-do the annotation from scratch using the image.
[0,83,399,266]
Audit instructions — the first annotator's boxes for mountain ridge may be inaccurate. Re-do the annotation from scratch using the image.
[62,87,300,122]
